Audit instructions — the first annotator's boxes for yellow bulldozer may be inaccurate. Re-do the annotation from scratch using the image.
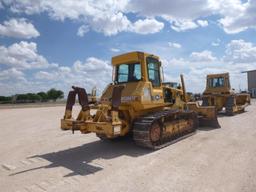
[88,86,97,104]
[61,51,219,149]
[202,73,250,115]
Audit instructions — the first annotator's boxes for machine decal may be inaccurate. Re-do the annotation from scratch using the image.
[121,96,139,102]
[143,87,151,101]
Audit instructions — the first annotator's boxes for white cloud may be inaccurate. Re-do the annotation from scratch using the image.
[2,0,131,36]
[163,40,256,92]
[0,41,53,69]
[163,58,187,67]
[224,39,256,63]
[34,41,255,95]
[171,20,198,32]
[131,18,164,34]
[190,50,217,62]
[5,1,44,15]
[0,78,57,96]
[162,58,252,93]
[185,40,255,92]
[110,48,120,52]
[34,71,56,80]
[35,66,71,80]
[185,61,254,93]
[128,0,211,20]
[90,12,131,36]
[197,20,208,27]
[128,0,212,32]
[218,0,256,34]
[77,25,89,37]
[168,42,182,49]
[0,18,39,39]
[34,57,112,94]
[129,0,256,34]
[211,38,221,46]
[3,0,128,18]
[1,39,256,96]
[73,57,111,73]
[59,66,71,73]
[2,0,256,35]
[170,19,208,32]
[0,68,25,81]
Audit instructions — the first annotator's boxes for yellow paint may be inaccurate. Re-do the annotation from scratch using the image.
[61,51,219,138]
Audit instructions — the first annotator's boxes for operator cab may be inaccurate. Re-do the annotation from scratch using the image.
[113,52,162,87]
[204,73,231,94]
[206,73,230,89]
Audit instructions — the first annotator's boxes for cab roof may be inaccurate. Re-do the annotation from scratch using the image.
[207,72,229,78]
[111,51,159,66]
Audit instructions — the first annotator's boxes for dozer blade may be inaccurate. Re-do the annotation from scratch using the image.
[187,102,221,128]
[198,116,220,128]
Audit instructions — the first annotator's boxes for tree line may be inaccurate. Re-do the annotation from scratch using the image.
[0,88,64,104]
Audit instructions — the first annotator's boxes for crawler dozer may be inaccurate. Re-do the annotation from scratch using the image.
[202,73,250,115]
[88,86,97,104]
[61,51,219,149]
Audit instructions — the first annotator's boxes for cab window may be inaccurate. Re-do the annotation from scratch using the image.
[209,77,224,88]
[147,57,161,87]
[116,63,141,83]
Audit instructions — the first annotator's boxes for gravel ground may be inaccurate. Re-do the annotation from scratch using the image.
[0,100,256,192]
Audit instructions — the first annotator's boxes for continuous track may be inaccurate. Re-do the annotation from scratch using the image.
[133,109,198,149]
[225,96,235,116]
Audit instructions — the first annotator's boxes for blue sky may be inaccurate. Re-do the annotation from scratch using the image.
[0,0,256,96]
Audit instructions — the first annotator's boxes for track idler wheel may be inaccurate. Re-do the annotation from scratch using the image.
[150,122,162,144]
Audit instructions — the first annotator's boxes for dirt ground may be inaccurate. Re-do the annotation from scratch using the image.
[0,102,66,109]
[0,100,256,192]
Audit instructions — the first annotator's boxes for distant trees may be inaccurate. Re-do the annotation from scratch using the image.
[0,88,64,104]
[16,93,41,102]
[37,92,48,102]
[0,96,12,104]
[47,89,64,101]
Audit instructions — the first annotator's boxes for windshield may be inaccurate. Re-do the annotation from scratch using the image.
[116,63,141,83]
[163,82,179,88]
[147,57,161,87]
[208,77,224,88]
